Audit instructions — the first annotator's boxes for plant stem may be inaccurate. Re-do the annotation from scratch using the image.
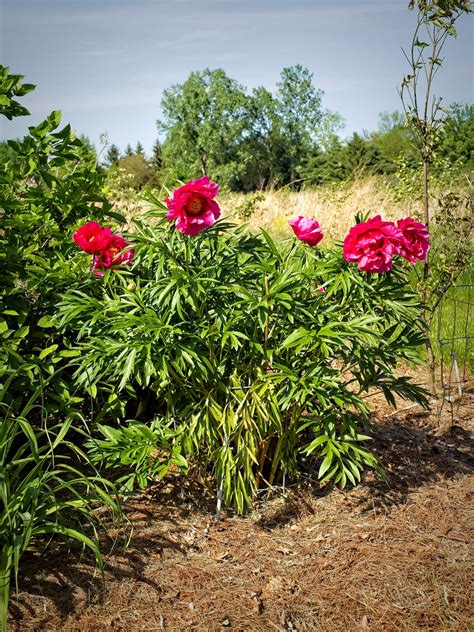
[0,551,11,632]
[263,276,270,357]
[268,433,283,488]
[256,437,270,489]
[215,429,229,521]
[215,474,224,522]
[421,157,436,396]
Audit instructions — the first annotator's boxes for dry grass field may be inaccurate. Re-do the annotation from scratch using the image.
[117,176,431,242]
[218,177,426,241]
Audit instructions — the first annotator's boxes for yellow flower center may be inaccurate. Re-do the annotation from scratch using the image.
[186,198,203,216]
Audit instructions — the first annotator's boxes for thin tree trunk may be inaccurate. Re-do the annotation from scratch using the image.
[422,157,437,397]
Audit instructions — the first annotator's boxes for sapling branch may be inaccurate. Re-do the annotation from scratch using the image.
[400,0,472,395]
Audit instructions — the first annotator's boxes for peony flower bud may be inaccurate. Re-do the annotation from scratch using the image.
[288,216,323,247]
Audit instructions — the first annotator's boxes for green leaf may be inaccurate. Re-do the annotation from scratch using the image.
[37,316,55,328]
[318,451,334,478]
[39,345,58,360]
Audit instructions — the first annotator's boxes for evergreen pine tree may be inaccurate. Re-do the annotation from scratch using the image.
[105,143,121,166]
[151,139,163,169]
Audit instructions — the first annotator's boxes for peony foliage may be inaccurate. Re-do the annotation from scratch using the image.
[60,185,430,514]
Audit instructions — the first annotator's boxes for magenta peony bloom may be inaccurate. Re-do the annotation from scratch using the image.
[73,221,112,254]
[288,216,323,247]
[166,176,221,236]
[397,217,430,263]
[91,234,134,276]
[343,215,402,274]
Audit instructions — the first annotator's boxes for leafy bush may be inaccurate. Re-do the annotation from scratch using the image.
[0,66,122,408]
[0,66,122,629]
[57,193,428,514]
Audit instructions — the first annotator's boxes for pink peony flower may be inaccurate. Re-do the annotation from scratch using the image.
[91,235,134,275]
[288,216,323,247]
[343,215,402,274]
[166,176,221,236]
[73,222,112,254]
[397,217,430,263]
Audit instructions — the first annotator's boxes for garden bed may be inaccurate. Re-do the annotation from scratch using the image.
[10,392,473,631]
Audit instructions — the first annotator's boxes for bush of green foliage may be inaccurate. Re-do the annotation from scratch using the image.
[57,197,429,514]
[0,66,121,631]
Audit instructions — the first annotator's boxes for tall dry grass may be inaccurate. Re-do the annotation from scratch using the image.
[116,175,457,242]
[219,176,425,241]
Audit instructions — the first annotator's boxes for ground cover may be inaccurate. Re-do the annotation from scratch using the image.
[10,391,473,632]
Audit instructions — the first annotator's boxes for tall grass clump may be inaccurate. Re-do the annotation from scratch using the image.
[0,374,120,631]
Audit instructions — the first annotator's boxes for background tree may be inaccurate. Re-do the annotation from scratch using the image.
[275,64,324,184]
[301,137,347,185]
[124,143,134,157]
[370,111,417,168]
[105,143,121,167]
[344,132,388,175]
[302,133,387,185]
[157,66,335,191]
[158,68,249,187]
[116,153,155,190]
[313,109,346,152]
[135,141,145,156]
[437,103,474,169]
[243,86,285,189]
[151,139,163,170]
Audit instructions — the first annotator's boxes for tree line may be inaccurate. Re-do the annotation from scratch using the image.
[24,64,471,193]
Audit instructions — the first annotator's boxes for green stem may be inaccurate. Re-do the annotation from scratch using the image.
[263,276,270,356]
[256,437,271,489]
[184,237,191,275]
[268,434,283,488]
[0,549,12,632]
[268,407,299,488]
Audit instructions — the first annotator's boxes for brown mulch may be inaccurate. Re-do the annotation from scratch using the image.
[9,394,474,631]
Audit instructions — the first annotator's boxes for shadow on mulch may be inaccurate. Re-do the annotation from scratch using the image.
[356,415,474,510]
[257,394,473,529]
[9,480,215,626]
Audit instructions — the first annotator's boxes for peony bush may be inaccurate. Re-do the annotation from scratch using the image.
[59,178,430,513]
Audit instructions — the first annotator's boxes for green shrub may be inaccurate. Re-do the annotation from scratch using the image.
[0,66,122,630]
[0,66,123,408]
[57,197,428,514]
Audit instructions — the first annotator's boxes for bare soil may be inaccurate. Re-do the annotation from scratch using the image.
[9,393,474,631]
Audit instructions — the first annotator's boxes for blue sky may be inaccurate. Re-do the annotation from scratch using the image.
[1,0,473,154]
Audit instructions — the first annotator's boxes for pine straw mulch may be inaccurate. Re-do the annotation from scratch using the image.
[9,393,474,632]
